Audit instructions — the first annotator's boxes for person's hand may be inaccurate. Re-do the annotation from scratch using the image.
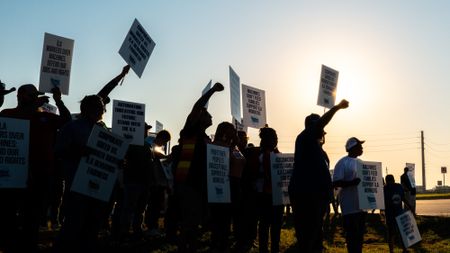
[121,65,131,77]
[0,87,16,96]
[337,99,349,109]
[213,82,224,92]
[51,87,62,103]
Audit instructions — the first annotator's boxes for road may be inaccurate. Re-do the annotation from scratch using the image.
[416,199,450,216]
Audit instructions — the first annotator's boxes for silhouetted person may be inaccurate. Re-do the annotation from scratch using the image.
[173,82,224,252]
[401,167,416,214]
[333,137,366,253]
[53,95,109,253]
[0,80,16,108]
[288,99,348,252]
[1,84,71,253]
[384,174,412,253]
[96,65,130,105]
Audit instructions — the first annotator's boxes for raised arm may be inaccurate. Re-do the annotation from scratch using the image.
[51,87,72,123]
[97,65,131,104]
[192,82,224,111]
[316,99,349,129]
[0,81,15,108]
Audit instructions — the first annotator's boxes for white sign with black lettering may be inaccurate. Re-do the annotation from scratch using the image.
[242,84,266,129]
[112,100,145,145]
[0,118,29,188]
[71,125,128,202]
[39,33,74,95]
[119,19,155,78]
[357,161,385,210]
[396,210,422,248]
[229,66,241,121]
[406,163,416,188]
[207,144,230,203]
[270,153,294,205]
[317,65,339,109]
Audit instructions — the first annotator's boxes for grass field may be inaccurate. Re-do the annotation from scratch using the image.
[37,213,450,252]
[416,192,450,200]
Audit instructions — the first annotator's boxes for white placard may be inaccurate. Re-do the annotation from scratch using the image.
[40,103,58,114]
[202,80,212,109]
[207,144,230,203]
[357,161,385,210]
[396,210,422,248]
[233,117,247,133]
[317,65,339,109]
[155,120,163,133]
[119,19,155,78]
[242,84,266,129]
[39,33,74,95]
[405,163,416,188]
[0,118,29,188]
[112,100,145,145]
[229,66,241,121]
[270,153,294,206]
[71,125,128,202]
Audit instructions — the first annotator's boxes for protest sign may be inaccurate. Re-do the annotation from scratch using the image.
[71,125,128,202]
[112,100,145,145]
[270,153,294,205]
[40,103,58,114]
[229,66,241,121]
[155,120,163,133]
[39,33,74,95]
[207,144,230,203]
[406,163,416,188]
[396,210,422,248]
[0,118,29,188]
[119,19,156,78]
[202,80,212,109]
[242,84,266,129]
[317,65,339,109]
[233,117,247,133]
[357,161,385,210]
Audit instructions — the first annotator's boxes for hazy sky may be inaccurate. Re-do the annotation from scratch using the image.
[1,1,450,189]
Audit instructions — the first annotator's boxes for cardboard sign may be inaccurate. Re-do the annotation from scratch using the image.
[0,118,29,188]
[396,210,422,248]
[202,80,212,109]
[112,100,145,145]
[317,65,339,109]
[155,120,163,133]
[119,19,155,78]
[207,144,230,203]
[71,125,128,202]
[242,84,267,129]
[229,66,241,121]
[270,153,294,205]
[357,161,385,210]
[405,163,416,188]
[39,33,74,95]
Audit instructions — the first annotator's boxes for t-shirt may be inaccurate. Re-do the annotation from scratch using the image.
[333,156,362,215]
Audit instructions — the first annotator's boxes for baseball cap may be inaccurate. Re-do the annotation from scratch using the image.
[18,84,44,96]
[345,137,365,152]
[305,113,321,128]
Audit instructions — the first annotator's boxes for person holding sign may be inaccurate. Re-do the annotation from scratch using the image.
[384,174,412,253]
[401,167,416,214]
[332,137,366,253]
[1,84,71,252]
[173,82,224,252]
[288,99,348,253]
[53,95,108,253]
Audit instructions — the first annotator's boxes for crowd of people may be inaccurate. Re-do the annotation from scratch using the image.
[0,70,417,253]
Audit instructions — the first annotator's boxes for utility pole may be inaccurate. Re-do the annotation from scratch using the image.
[421,130,426,190]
